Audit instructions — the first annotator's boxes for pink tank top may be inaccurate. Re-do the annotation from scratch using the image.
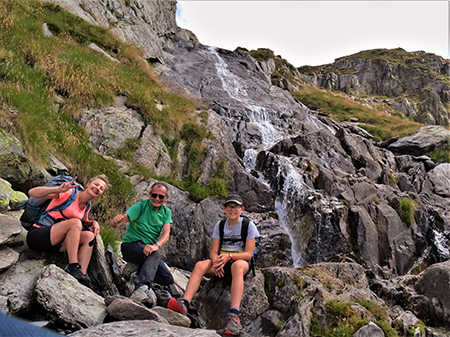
[46,190,90,221]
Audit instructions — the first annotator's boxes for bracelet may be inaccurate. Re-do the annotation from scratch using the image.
[229,254,232,261]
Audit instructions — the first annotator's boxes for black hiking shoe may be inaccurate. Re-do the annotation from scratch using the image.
[65,264,92,287]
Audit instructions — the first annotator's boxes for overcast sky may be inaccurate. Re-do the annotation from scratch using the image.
[176,1,449,67]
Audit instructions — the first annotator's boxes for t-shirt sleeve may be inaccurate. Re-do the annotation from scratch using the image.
[163,207,172,224]
[212,221,221,240]
[246,221,260,240]
[125,201,142,223]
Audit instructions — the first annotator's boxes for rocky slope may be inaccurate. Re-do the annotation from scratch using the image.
[1,0,450,336]
[247,47,450,126]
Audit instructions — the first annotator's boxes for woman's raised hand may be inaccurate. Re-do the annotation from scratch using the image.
[60,177,82,192]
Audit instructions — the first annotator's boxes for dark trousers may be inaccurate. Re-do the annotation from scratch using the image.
[121,241,174,289]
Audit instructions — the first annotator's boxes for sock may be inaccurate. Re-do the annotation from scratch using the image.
[230,307,240,316]
[181,298,190,309]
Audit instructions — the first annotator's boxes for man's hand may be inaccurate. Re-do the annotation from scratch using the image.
[143,244,159,256]
[110,214,128,228]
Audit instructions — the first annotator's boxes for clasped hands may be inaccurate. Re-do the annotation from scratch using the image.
[213,253,230,278]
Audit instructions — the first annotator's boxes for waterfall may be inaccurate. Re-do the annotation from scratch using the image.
[273,157,309,268]
[206,46,283,149]
[433,229,450,260]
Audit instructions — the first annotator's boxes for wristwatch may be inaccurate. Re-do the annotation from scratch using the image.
[156,242,161,248]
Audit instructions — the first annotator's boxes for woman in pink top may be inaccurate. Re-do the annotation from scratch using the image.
[26,175,108,286]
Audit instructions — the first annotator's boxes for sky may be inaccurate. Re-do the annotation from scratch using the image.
[176,1,449,67]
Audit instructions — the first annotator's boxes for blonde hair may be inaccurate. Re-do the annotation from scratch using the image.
[88,174,109,190]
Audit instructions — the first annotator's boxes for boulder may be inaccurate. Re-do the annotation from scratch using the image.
[388,126,450,156]
[0,129,45,191]
[106,297,168,324]
[196,270,270,330]
[353,321,385,337]
[68,320,221,337]
[35,265,107,330]
[0,179,27,212]
[0,214,23,245]
[0,259,46,314]
[428,163,450,197]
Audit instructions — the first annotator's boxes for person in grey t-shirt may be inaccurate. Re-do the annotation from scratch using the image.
[167,194,259,335]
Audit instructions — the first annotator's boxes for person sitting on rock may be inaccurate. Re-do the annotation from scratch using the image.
[110,181,174,305]
[26,175,108,286]
[167,194,259,336]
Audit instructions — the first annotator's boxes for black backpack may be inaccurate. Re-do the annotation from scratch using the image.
[19,175,90,230]
[218,216,258,276]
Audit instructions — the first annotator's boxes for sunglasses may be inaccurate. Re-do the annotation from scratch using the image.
[151,193,166,200]
[225,205,242,210]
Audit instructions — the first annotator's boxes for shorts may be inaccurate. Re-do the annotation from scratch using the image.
[222,259,251,278]
[26,224,61,253]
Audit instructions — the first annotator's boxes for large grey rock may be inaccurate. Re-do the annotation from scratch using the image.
[87,235,119,297]
[106,297,168,324]
[353,321,385,337]
[0,129,45,191]
[42,0,191,63]
[35,265,107,330]
[79,104,145,156]
[68,320,221,337]
[196,270,270,330]
[415,260,450,328]
[0,214,22,245]
[0,259,46,314]
[428,163,450,197]
[388,126,450,156]
[0,246,19,272]
[134,125,172,176]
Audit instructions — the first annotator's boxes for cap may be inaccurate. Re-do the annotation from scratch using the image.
[224,194,243,205]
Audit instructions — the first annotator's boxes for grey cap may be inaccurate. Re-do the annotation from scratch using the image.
[224,194,243,205]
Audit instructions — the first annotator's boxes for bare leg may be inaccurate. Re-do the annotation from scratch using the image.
[76,231,95,274]
[230,260,249,309]
[183,259,215,301]
[50,219,83,265]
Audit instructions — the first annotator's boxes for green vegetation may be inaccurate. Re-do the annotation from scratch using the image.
[310,299,398,337]
[0,0,229,247]
[427,135,450,164]
[398,198,418,227]
[291,85,421,141]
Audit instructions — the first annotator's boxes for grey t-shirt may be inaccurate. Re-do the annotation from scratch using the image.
[212,217,259,253]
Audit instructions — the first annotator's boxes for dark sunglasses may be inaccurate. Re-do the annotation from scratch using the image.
[151,193,166,200]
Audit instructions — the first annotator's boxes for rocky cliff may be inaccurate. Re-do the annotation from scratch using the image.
[1,0,450,336]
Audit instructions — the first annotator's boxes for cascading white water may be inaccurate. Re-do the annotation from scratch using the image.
[206,46,283,149]
[273,157,308,267]
[433,229,450,259]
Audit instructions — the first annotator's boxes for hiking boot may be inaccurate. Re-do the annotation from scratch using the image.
[224,313,241,335]
[167,298,188,315]
[66,264,88,283]
[130,285,149,303]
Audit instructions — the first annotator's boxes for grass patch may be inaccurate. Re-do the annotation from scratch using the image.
[310,299,398,337]
[292,85,421,140]
[397,198,418,227]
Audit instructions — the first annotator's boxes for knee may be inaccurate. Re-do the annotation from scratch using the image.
[231,260,248,276]
[66,219,83,231]
[193,260,211,276]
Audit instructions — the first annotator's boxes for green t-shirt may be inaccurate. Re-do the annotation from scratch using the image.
[123,199,172,245]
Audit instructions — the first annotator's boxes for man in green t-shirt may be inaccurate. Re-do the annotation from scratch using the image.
[110,181,173,303]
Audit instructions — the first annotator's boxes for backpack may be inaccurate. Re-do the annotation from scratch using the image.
[19,175,90,230]
[218,216,258,277]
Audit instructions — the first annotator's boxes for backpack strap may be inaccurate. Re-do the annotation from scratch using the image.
[38,188,80,225]
[218,218,226,254]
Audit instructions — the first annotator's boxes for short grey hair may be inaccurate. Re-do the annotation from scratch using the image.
[150,181,169,196]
